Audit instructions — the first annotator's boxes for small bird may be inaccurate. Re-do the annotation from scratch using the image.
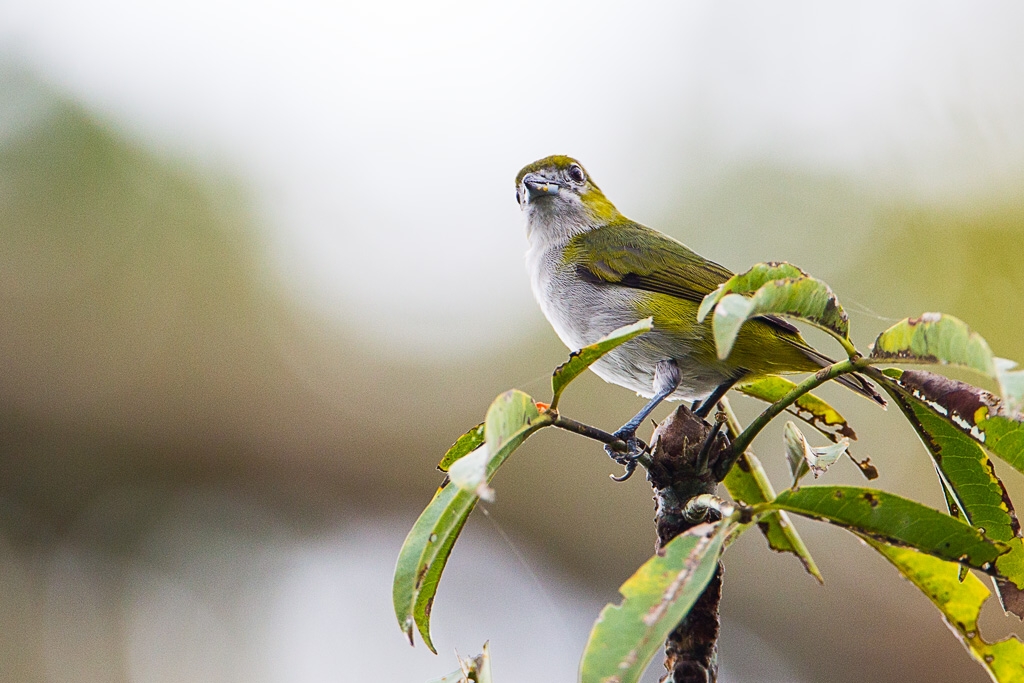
[516,155,884,465]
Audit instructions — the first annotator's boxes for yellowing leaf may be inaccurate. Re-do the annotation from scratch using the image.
[579,522,730,683]
[866,539,1024,683]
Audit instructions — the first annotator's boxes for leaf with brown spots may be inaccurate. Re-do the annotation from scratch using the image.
[870,314,1024,413]
[708,276,851,360]
[883,369,1024,477]
[870,313,995,373]
[737,375,856,440]
[770,486,1008,570]
[737,376,878,479]
[579,522,731,683]
[877,369,1024,617]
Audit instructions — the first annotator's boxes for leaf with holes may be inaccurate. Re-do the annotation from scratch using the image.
[870,313,996,375]
[881,369,1024,478]
[550,317,653,409]
[864,539,1024,683]
[579,522,730,683]
[710,277,850,360]
[870,314,1024,415]
[697,262,807,323]
[738,375,856,440]
[737,376,876,479]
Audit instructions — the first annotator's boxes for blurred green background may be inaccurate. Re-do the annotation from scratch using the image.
[1,3,1023,682]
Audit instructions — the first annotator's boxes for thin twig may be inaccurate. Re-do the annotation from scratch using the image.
[714,357,866,480]
[550,414,654,476]
[551,415,625,448]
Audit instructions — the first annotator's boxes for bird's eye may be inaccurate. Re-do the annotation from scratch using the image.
[516,189,521,204]
[568,165,585,183]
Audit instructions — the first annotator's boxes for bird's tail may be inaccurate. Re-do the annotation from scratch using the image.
[835,372,887,407]
[804,348,887,407]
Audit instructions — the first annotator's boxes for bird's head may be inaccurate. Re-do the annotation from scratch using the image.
[515,155,621,243]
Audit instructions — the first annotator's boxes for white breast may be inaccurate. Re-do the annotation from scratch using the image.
[524,239,728,402]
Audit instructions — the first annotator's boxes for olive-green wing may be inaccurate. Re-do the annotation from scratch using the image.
[568,221,733,303]
[570,221,803,337]
[568,222,886,404]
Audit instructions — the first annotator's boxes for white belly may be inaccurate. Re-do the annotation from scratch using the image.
[525,243,729,401]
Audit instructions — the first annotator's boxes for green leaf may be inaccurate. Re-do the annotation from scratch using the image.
[437,423,485,472]
[870,313,996,375]
[394,482,474,653]
[710,294,755,360]
[448,391,541,500]
[783,421,849,483]
[579,522,729,683]
[722,449,823,583]
[996,543,1024,617]
[977,413,1024,476]
[770,486,1007,570]
[783,421,812,484]
[737,375,857,441]
[879,369,1024,616]
[870,314,1024,415]
[394,391,551,652]
[697,262,807,323]
[710,277,850,360]
[880,375,1018,543]
[883,369,1024,478]
[550,317,652,409]
[864,539,1024,683]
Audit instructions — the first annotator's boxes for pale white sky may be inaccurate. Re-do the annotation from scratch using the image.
[2,1,1023,353]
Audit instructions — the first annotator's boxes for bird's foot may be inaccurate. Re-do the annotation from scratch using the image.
[605,429,649,482]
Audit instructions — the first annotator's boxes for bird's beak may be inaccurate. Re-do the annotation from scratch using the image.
[522,173,561,202]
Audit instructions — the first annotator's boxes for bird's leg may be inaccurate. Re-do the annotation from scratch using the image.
[605,359,681,467]
[694,379,738,419]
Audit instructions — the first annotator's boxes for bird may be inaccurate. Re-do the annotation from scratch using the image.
[515,154,884,468]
